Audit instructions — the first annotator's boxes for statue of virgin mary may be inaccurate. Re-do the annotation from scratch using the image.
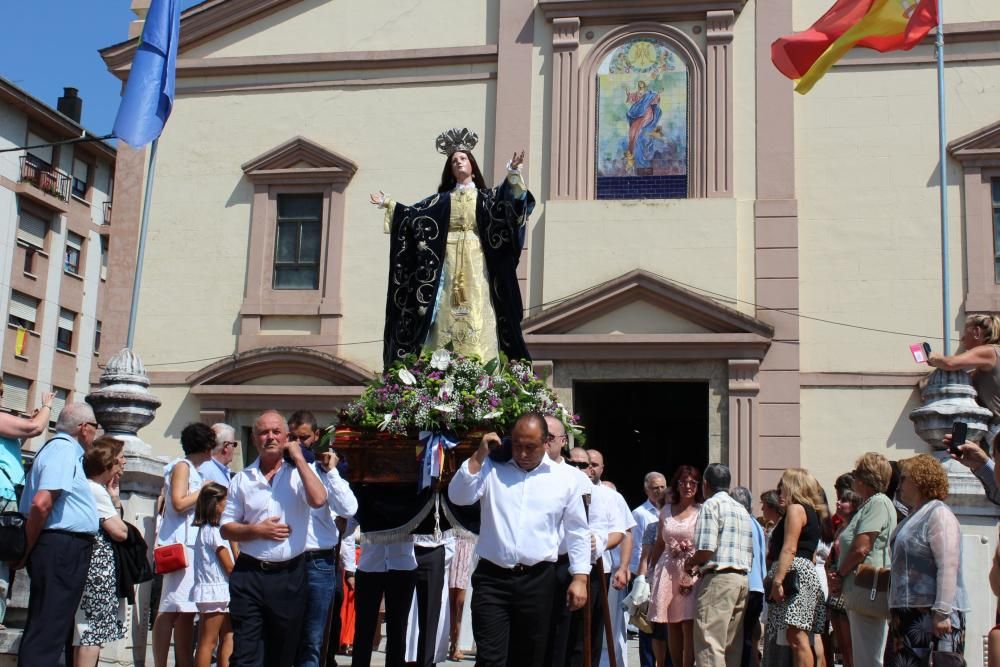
[371,129,535,366]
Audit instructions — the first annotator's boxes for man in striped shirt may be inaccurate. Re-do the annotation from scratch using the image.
[686,463,754,667]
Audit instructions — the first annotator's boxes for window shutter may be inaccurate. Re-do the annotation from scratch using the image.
[17,212,47,248]
[2,375,30,413]
[67,232,83,251]
[27,132,52,164]
[51,388,68,423]
[9,291,38,326]
[73,158,88,182]
[58,308,75,332]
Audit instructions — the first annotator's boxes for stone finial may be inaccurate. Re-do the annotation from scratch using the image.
[86,348,162,452]
[909,369,993,449]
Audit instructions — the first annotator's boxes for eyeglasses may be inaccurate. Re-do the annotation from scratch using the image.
[223,440,239,449]
[567,460,589,469]
[677,479,699,488]
[85,422,99,429]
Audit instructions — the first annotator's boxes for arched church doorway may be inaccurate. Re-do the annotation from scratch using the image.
[573,380,709,509]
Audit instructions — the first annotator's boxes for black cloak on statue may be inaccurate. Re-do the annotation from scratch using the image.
[382,178,536,367]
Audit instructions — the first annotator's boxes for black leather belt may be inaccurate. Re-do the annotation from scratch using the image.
[479,558,553,576]
[305,548,336,560]
[237,553,304,572]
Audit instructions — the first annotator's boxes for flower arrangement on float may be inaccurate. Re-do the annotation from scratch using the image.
[339,348,581,438]
[334,348,582,486]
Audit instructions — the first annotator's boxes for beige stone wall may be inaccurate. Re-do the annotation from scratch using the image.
[183,0,501,58]
[800,386,926,494]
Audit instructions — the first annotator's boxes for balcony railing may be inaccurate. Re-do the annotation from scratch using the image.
[103,199,112,225]
[19,154,70,202]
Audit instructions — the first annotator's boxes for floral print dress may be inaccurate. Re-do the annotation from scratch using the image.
[648,503,701,623]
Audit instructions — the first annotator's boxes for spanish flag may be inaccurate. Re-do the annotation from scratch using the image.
[772,0,937,94]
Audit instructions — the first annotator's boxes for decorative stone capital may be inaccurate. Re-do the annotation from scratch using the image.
[706,10,735,44]
[728,359,760,396]
[909,369,992,449]
[552,17,581,51]
[86,348,162,455]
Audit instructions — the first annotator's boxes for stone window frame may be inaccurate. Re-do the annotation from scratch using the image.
[949,120,1000,312]
[544,10,736,200]
[239,136,357,351]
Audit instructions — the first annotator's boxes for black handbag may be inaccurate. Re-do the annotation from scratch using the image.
[0,466,26,562]
[765,569,799,601]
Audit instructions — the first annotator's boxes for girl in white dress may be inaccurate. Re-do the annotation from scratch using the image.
[192,482,235,667]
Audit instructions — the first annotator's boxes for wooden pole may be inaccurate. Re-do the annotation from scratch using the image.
[595,559,618,667]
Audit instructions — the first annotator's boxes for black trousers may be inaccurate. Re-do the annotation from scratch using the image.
[547,555,579,667]
[471,559,557,667]
[352,569,417,667]
[586,566,608,667]
[229,554,308,667]
[412,545,446,667]
[741,591,765,667]
[18,531,93,667]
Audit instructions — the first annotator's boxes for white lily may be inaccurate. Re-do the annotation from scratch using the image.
[482,410,503,420]
[398,368,417,386]
[429,349,451,371]
[476,376,490,394]
[433,404,455,413]
[377,413,393,431]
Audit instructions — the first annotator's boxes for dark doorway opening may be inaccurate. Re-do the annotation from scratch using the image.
[573,381,709,510]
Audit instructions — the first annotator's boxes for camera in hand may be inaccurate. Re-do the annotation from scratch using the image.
[949,421,968,456]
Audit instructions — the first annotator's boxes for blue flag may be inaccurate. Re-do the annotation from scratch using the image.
[112,0,180,147]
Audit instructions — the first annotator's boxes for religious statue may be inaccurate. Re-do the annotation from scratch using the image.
[370,128,536,366]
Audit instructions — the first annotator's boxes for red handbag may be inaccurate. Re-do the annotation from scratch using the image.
[153,543,187,574]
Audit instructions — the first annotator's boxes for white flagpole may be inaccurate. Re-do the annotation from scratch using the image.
[935,0,951,354]
[125,138,159,349]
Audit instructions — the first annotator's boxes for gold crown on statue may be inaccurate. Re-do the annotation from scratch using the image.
[435,128,479,155]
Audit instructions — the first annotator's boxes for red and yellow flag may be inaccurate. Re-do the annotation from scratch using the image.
[772,0,937,94]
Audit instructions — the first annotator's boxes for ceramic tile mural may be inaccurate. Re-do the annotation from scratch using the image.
[595,38,689,199]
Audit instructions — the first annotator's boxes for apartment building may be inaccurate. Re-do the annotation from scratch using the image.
[0,79,114,447]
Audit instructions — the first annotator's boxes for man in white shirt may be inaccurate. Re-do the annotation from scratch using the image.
[630,472,666,667]
[409,531,452,666]
[198,422,238,487]
[285,410,358,667]
[449,412,590,667]
[220,410,333,667]
[341,516,418,667]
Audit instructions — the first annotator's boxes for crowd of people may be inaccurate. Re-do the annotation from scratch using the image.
[2,395,998,667]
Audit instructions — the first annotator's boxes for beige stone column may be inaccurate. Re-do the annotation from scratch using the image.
[728,359,760,491]
[706,10,734,198]
[549,17,580,200]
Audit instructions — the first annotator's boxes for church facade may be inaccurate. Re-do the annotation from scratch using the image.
[100,0,1000,503]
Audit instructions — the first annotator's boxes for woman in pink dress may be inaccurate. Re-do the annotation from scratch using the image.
[640,465,702,667]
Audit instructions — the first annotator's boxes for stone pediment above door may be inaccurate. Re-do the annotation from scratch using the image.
[522,270,773,359]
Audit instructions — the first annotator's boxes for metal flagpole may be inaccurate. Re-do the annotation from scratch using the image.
[935,0,951,354]
[126,138,159,349]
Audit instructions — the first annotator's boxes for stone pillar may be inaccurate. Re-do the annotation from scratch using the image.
[549,17,580,200]
[728,359,760,491]
[87,349,165,666]
[705,10,734,197]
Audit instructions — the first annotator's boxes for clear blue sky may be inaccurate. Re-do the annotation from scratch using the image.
[0,0,201,136]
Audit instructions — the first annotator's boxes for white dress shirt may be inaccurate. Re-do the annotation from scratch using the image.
[596,486,636,571]
[341,516,418,572]
[448,455,590,575]
[305,463,358,551]
[221,459,330,562]
[630,499,659,573]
